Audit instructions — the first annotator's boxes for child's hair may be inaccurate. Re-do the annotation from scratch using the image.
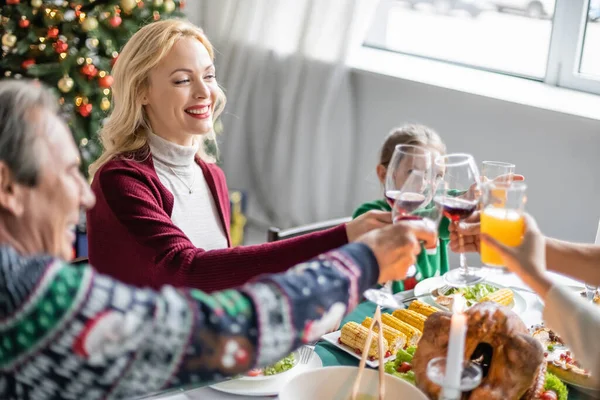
[379,124,446,166]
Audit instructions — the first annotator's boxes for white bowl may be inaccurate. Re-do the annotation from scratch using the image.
[279,366,428,400]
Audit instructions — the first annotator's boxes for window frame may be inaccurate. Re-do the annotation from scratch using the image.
[365,0,600,96]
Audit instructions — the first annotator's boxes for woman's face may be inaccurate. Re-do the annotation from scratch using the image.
[144,37,219,146]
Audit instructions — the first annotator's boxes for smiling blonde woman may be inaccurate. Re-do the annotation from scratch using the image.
[87,19,392,291]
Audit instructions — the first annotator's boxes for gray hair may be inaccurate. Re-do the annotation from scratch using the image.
[0,80,58,186]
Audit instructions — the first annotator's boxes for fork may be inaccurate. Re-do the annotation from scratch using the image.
[298,346,313,364]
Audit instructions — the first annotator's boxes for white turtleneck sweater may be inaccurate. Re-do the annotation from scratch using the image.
[147,133,228,251]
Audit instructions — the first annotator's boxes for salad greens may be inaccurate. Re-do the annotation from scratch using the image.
[384,347,417,384]
[263,353,296,376]
[446,284,498,306]
[544,372,568,400]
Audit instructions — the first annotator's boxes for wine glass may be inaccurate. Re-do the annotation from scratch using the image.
[385,144,433,223]
[481,161,515,183]
[434,153,484,287]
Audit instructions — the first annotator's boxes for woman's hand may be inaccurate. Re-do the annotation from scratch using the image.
[480,213,553,299]
[345,210,392,242]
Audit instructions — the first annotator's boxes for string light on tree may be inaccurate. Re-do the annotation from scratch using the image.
[100,97,111,111]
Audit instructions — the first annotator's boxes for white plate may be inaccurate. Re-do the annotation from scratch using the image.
[209,350,322,397]
[413,276,527,315]
[236,349,300,382]
[321,330,395,368]
[279,366,428,400]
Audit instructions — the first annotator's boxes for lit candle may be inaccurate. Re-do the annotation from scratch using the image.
[443,297,467,399]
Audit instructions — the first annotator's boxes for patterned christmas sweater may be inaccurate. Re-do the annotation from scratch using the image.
[0,243,378,399]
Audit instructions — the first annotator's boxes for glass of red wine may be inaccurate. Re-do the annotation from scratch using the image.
[385,144,433,223]
[434,153,484,287]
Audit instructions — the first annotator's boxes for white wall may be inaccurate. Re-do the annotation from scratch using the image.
[350,69,600,244]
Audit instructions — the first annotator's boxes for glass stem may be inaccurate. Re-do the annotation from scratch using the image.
[458,231,469,276]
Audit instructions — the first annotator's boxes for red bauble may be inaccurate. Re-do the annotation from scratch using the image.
[78,103,93,117]
[19,19,30,28]
[48,27,59,39]
[81,64,98,78]
[109,15,122,27]
[98,75,114,88]
[21,59,35,69]
[54,40,68,53]
[7,0,20,4]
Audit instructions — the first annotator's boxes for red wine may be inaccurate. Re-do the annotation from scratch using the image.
[434,196,477,221]
[385,191,426,214]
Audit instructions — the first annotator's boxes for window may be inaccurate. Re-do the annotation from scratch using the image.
[364,0,600,95]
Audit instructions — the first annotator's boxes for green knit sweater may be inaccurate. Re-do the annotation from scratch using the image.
[352,199,450,293]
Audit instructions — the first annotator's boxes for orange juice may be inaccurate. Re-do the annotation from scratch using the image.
[480,207,524,266]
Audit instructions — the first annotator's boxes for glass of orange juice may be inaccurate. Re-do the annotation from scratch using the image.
[480,181,527,267]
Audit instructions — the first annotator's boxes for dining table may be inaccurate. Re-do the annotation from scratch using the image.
[141,270,595,400]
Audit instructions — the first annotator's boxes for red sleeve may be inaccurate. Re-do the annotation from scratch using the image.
[98,165,349,292]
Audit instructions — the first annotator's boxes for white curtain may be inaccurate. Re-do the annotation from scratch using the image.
[187,0,377,228]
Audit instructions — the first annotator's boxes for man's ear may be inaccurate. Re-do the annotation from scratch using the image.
[376,164,387,185]
[0,162,26,217]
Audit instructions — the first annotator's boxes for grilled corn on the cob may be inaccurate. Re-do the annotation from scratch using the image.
[408,300,439,317]
[339,321,389,359]
[361,317,407,352]
[480,288,514,306]
[381,313,422,347]
[392,309,427,332]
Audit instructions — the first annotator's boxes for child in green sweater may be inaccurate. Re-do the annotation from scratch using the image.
[353,124,450,293]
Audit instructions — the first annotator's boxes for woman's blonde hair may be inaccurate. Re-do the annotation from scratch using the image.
[89,19,226,176]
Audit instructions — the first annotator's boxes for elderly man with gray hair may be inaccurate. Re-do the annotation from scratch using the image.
[0,80,436,399]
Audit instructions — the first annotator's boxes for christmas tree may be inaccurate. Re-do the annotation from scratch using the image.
[0,0,184,175]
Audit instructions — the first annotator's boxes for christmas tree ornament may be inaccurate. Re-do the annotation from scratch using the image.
[81,16,98,32]
[85,37,99,49]
[63,9,75,21]
[53,39,68,53]
[109,15,122,27]
[48,27,59,38]
[164,0,176,13]
[74,96,83,106]
[120,0,136,13]
[80,138,89,146]
[81,64,98,78]
[2,33,17,48]
[21,59,35,69]
[98,74,114,88]
[78,103,93,117]
[38,43,46,50]
[76,57,85,65]
[58,75,74,93]
[153,0,164,7]
[153,11,160,20]
[7,0,21,5]
[19,18,30,28]
[31,0,43,7]
[3,71,11,77]
[100,97,111,111]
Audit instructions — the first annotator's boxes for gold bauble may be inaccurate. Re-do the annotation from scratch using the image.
[31,0,43,7]
[153,0,164,7]
[2,33,17,48]
[100,97,111,111]
[164,0,176,13]
[81,17,98,32]
[120,0,136,13]
[58,76,74,93]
